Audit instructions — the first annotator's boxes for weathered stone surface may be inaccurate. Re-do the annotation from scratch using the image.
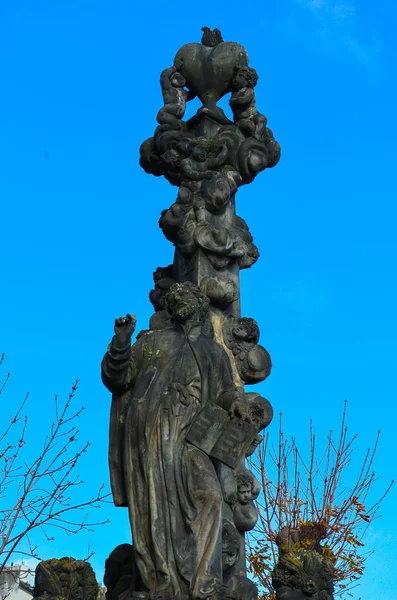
[139,27,280,295]
[33,557,98,600]
[102,282,256,599]
[272,550,334,600]
[102,26,278,600]
[222,521,258,600]
[223,317,272,384]
[272,525,334,600]
[104,544,144,600]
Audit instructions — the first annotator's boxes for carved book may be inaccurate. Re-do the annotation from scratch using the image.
[186,403,257,468]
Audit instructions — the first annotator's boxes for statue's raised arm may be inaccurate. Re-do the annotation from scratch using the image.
[101,313,139,394]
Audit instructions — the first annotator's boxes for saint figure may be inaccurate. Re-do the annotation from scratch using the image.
[102,282,247,600]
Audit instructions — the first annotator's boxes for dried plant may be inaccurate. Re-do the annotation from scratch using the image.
[247,401,393,599]
[0,353,111,592]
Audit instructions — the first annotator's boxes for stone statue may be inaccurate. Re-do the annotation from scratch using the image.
[102,282,254,600]
[223,317,272,384]
[221,521,258,600]
[271,524,334,600]
[102,26,280,600]
[272,550,334,600]
[140,27,280,285]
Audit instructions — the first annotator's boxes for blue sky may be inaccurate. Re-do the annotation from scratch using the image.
[0,0,396,598]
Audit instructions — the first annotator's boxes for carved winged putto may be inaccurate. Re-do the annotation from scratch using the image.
[222,467,260,531]
[149,264,175,312]
[223,316,272,384]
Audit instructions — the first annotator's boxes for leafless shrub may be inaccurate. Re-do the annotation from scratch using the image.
[247,401,393,599]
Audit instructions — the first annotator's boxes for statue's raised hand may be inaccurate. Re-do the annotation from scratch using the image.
[114,314,136,346]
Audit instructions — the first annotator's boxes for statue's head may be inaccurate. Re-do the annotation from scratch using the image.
[190,144,208,163]
[236,472,255,505]
[166,282,210,325]
[232,66,258,90]
[232,317,259,344]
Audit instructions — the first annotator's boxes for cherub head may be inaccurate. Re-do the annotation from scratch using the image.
[232,66,259,91]
[190,144,208,163]
[153,264,173,284]
[232,317,259,344]
[237,472,254,505]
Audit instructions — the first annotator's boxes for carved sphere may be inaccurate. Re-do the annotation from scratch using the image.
[246,344,272,383]
[200,277,238,308]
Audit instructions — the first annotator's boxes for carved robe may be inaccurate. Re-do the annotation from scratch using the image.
[101,324,237,600]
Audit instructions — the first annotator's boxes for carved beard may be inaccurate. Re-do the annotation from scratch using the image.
[173,302,197,322]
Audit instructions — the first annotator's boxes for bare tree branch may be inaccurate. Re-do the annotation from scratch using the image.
[0,354,111,576]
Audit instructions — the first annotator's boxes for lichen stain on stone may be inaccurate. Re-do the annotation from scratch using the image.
[211,311,243,388]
